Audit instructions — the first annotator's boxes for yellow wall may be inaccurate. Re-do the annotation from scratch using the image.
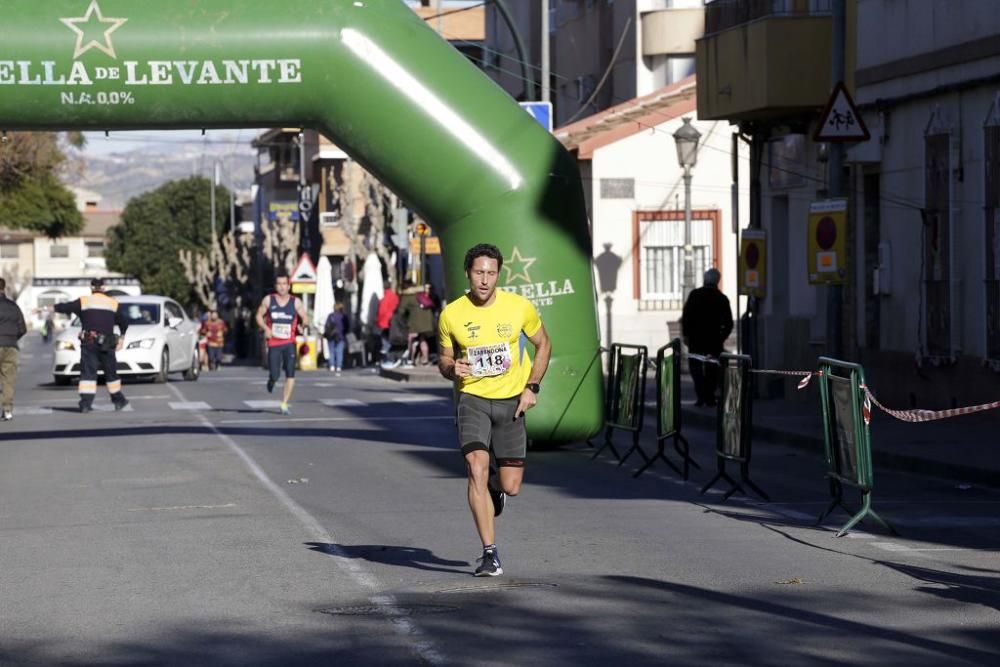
[697,16,832,121]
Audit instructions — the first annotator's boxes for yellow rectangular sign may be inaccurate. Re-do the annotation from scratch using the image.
[739,229,766,297]
[808,199,847,285]
[410,237,441,254]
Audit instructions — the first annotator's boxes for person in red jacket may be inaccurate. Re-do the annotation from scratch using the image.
[375,282,400,363]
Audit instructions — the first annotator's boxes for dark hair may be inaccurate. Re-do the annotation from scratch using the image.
[90,277,105,289]
[464,243,503,273]
[274,272,289,282]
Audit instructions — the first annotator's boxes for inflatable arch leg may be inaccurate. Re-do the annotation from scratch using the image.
[0,0,604,442]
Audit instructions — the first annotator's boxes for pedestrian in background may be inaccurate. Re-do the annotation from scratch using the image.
[54,278,129,413]
[323,302,349,375]
[200,309,228,370]
[0,278,27,421]
[680,268,733,407]
[400,279,435,366]
[375,280,400,364]
[42,308,55,344]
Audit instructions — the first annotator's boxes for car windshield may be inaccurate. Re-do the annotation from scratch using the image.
[120,303,161,325]
[67,303,161,328]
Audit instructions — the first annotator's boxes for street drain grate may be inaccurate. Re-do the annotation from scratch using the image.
[316,604,460,617]
[434,582,559,594]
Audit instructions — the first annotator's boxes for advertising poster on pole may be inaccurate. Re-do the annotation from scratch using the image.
[739,230,767,297]
[808,199,848,284]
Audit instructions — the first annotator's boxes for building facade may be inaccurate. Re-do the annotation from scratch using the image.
[696,0,1000,406]
[486,0,705,125]
[557,77,746,352]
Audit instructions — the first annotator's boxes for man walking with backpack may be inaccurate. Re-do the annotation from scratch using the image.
[0,278,27,421]
[323,303,349,375]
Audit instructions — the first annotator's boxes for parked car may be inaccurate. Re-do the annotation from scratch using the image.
[52,295,200,385]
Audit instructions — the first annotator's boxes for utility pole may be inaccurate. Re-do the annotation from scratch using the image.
[541,0,550,103]
[210,161,219,238]
[298,132,311,254]
[827,0,846,358]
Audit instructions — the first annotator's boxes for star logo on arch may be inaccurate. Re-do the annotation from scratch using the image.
[61,1,128,60]
[503,247,536,285]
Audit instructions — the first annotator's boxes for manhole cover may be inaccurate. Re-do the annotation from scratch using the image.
[316,604,459,616]
[434,582,559,594]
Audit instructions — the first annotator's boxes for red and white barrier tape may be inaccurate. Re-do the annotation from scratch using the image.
[686,354,818,389]
[680,350,1000,424]
[860,385,1000,424]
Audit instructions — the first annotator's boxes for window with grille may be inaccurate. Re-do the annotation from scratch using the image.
[639,217,713,302]
[49,244,69,259]
[924,131,951,356]
[86,241,105,258]
[0,244,18,259]
[985,123,1000,359]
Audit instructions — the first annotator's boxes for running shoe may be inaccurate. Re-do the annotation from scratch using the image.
[279,402,291,415]
[488,481,506,518]
[114,398,130,411]
[266,378,276,393]
[474,548,503,577]
[1,411,12,421]
[79,403,93,414]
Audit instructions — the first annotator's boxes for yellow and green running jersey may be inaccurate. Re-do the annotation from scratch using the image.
[438,290,543,400]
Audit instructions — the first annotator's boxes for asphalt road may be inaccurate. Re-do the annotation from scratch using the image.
[2,334,999,666]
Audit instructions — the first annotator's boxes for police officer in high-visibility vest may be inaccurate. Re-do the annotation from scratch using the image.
[54,278,130,413]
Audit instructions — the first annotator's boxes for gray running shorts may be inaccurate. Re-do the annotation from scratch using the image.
[456,392,526,467]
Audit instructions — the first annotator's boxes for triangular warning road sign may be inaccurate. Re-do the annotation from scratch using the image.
[291,252,317,283]
[814,82,870,142]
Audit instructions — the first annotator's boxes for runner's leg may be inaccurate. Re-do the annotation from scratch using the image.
[281,344,296,406]
[492,396,527,495]
[458,393,495,546]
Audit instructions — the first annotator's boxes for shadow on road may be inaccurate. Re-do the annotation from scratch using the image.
[305,542,470,574]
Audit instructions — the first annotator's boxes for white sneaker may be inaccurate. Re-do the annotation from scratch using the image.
[1,411,12,421]
[329,367,336,372]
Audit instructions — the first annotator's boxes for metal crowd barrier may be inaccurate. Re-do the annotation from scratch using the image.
[634,339,700,479]
[700,353,769,501]
[815,357,895,537]
[589,344,648,464]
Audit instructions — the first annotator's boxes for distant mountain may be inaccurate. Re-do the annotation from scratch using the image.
[67,140,257,210]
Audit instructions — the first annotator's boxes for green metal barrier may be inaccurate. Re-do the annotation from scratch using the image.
[700,353,769,501]
[634,339,699,479]
[816,357,895,537]
[0,0,603,444]
[589,344,647,463]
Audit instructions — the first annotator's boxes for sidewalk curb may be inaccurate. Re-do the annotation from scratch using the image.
[672,406,1000,489]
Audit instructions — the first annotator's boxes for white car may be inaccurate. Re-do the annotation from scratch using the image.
[52,295,201,385]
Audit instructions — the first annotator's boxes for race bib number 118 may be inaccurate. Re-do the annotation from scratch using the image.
[468,343,512,377]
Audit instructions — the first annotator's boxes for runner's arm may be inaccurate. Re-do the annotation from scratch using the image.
[515,324,552,418]
[295,297,310,328]
[525,324,551,385]
[254,299,272,338]
[438,345,471,381]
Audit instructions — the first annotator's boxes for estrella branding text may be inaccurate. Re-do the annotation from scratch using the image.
[0,59,303,87]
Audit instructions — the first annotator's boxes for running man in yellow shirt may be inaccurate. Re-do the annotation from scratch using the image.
[438,243,552,576]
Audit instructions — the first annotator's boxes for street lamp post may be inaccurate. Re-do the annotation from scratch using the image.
[673,117,702,301]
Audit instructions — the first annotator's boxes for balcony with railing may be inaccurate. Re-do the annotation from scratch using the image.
[696,0,832,121]
[705,0,832,35]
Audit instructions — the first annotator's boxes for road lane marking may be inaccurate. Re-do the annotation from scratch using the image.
[91,403,134,412]
[15,406,54,415]
[244,400,283,409]
[127,503,238,512]
[871,542,966,552]
[218,415,454,425]
[320,398,366,407]
[168,401,212,411]
[392,395,447,403]
[165,382,444,666]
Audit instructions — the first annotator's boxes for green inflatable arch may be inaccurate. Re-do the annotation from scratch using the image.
[0,0,603,443]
